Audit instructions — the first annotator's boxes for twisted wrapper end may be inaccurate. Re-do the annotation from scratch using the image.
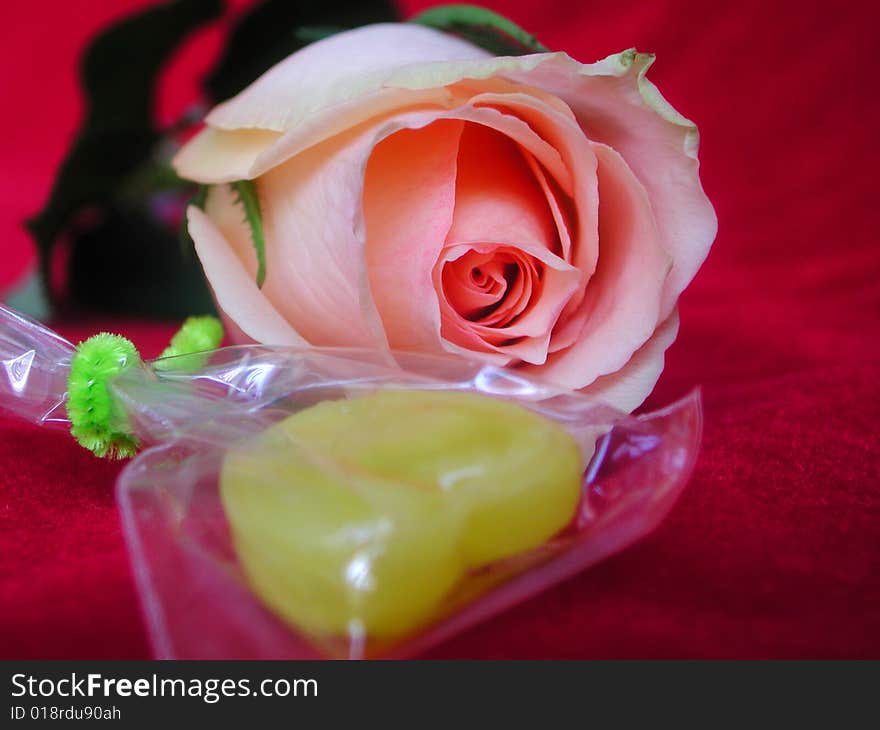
[66,316,223,459]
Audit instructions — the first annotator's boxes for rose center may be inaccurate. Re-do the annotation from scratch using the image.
[441,248,541,327]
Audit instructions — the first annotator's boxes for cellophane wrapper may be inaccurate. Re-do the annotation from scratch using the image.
[0,305,701,659]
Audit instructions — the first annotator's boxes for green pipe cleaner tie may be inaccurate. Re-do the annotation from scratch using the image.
[66,316,223,459]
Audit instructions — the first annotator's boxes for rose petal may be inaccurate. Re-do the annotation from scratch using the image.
[253,97,573,195]
[446,122,557,249]
[186,204,306,345]
[522,151,572,261]
[578,310,680,412]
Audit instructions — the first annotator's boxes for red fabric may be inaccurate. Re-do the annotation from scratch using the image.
[1,0,878,658]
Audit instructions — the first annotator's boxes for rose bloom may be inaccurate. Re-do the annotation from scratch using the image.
[175,23,716,412]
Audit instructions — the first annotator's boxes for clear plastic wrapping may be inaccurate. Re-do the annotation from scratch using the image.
[0,305,73,427]
[0,305,701,659]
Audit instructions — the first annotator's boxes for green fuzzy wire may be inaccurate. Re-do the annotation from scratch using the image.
[66,316,224,459]
[66,333,141,460]
[156,315,224,367]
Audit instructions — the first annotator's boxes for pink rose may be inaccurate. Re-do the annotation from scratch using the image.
[174,23,716,411]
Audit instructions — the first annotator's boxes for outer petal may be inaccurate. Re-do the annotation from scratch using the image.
[255,125,395,349]
[175,86,454,184]
[186,205,305,346]
[173,128,280,184]
[578,310,680,412]
[205,23,490,133]
[172,24,488,183]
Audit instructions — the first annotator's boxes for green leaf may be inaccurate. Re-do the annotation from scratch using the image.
[26,0,223,307]
[204,0,399,102]
[231,180,267,288]
[294,25,346,43]
[410,4,549,56]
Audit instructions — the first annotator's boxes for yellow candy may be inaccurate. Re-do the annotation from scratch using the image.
[220,390,583,640]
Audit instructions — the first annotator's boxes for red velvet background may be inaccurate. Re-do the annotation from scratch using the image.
[1,0,878,658]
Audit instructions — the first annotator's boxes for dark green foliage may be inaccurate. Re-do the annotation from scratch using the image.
[68,204,216,317]
[26,0,223,313]
[411,4,548,56]
[24,0,402,318]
